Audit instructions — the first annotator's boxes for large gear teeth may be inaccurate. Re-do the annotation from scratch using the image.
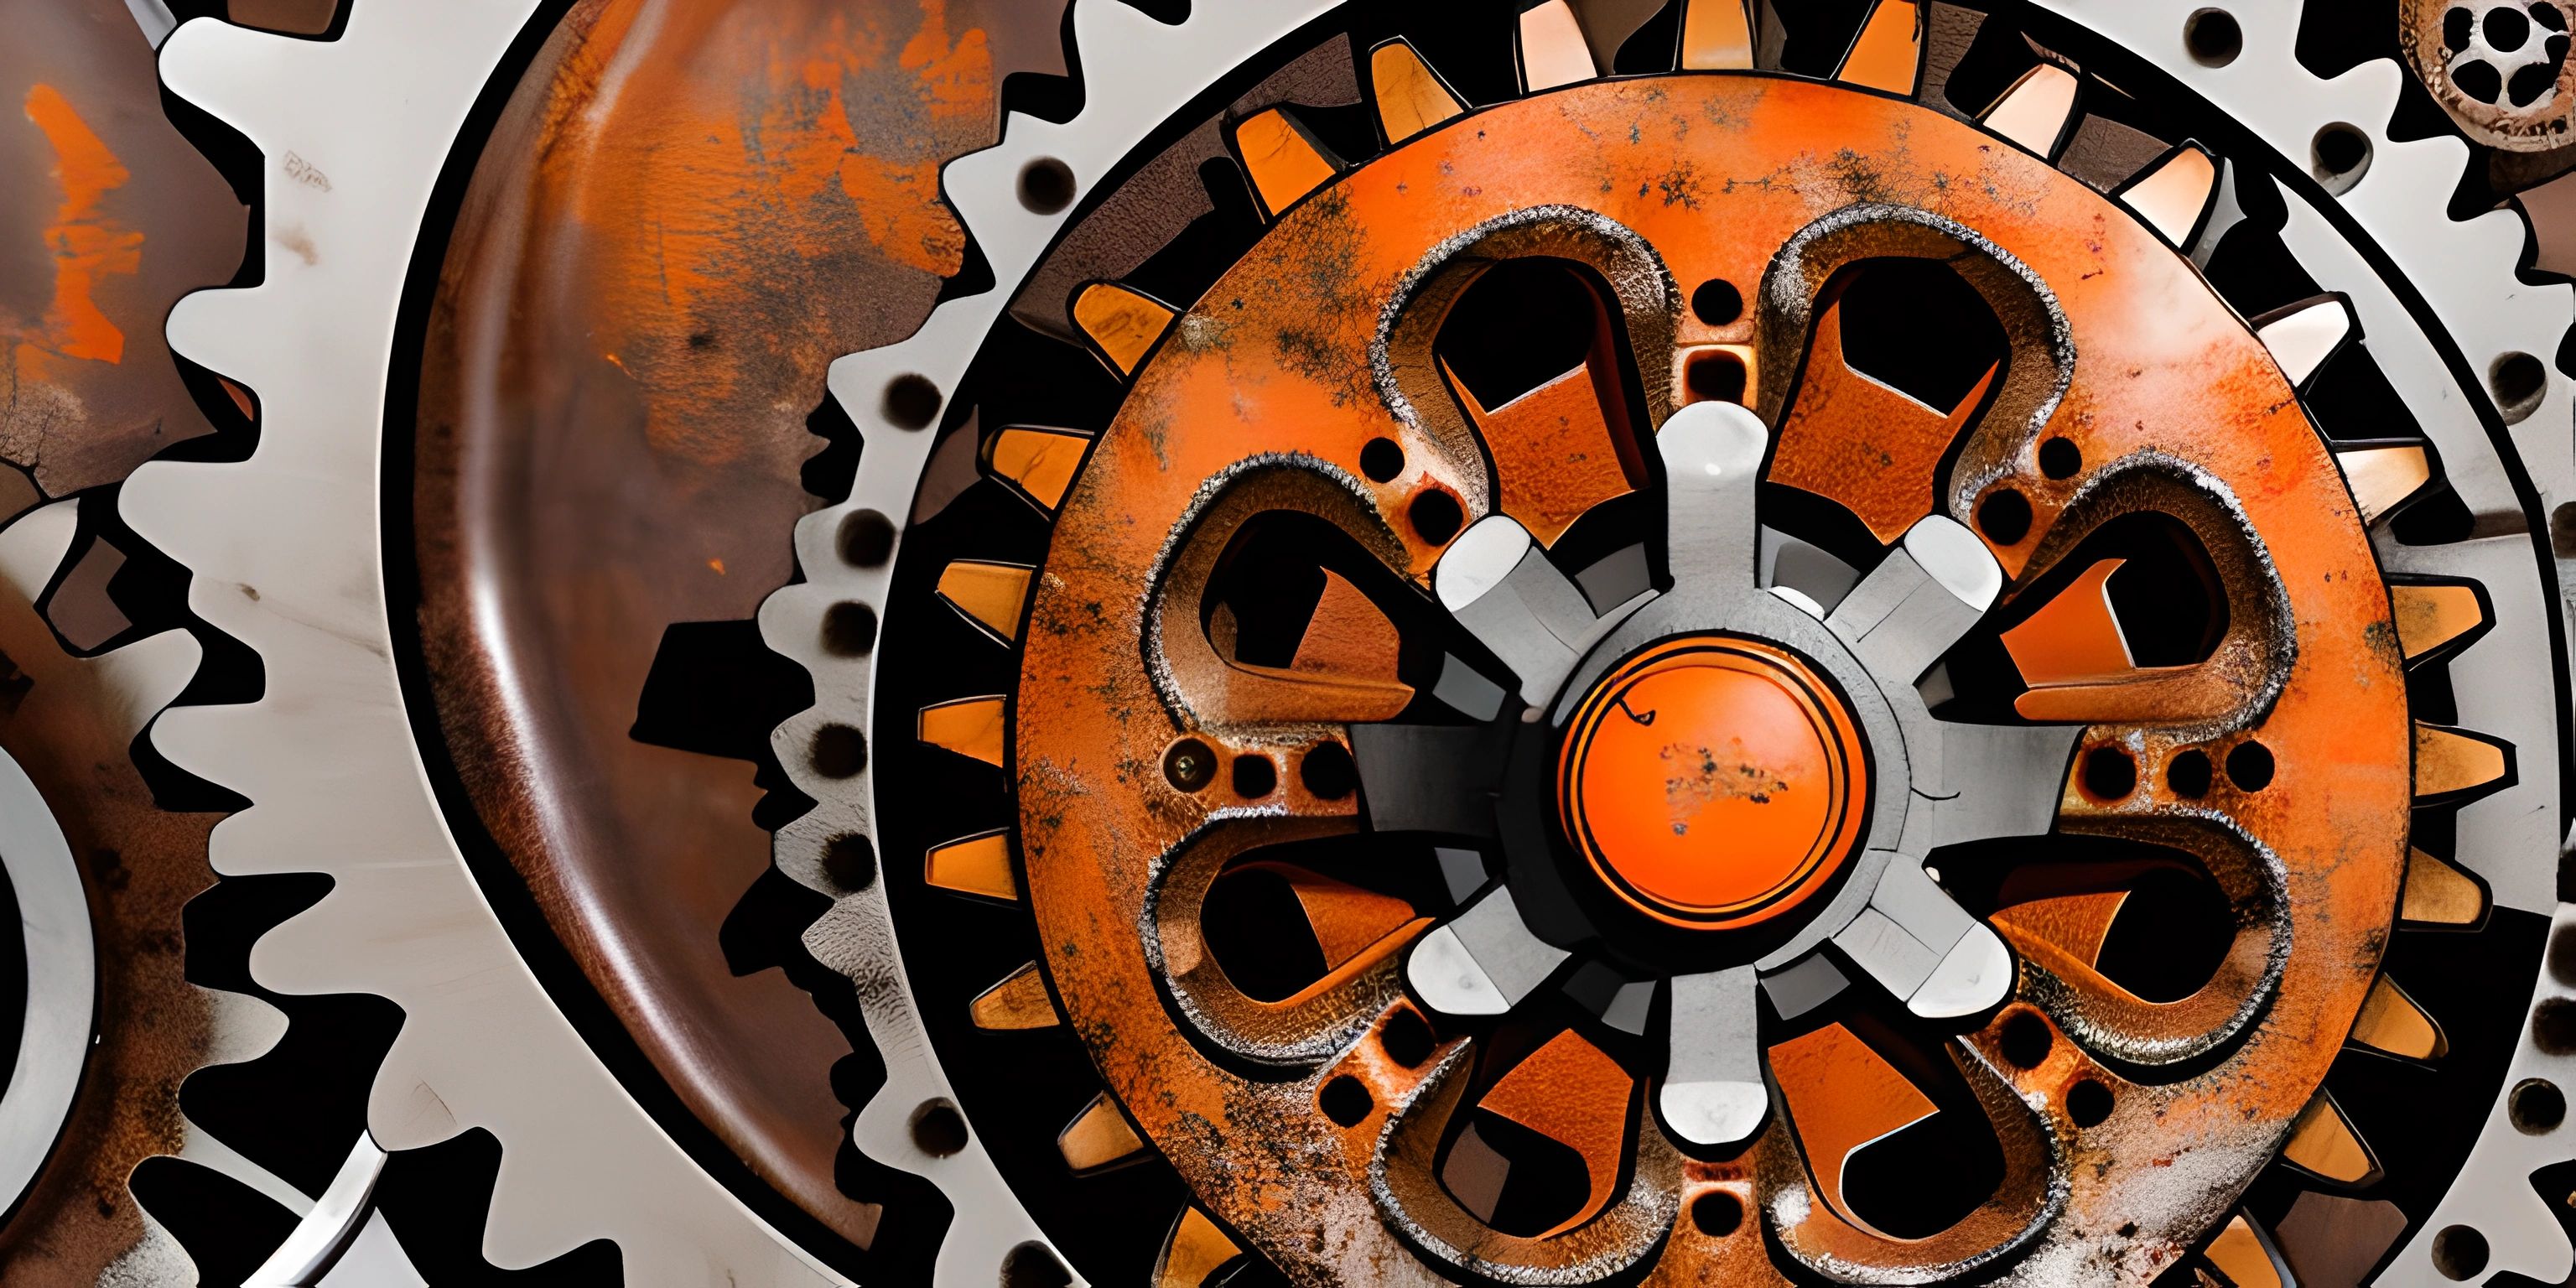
[137,6,850,1283]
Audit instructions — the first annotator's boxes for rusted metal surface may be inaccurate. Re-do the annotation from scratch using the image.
[2,0,240,497]
[411,0,1063,1247]
[1014,76,2408,1283]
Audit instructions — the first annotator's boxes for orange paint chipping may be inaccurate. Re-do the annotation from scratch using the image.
[22,85,142,366]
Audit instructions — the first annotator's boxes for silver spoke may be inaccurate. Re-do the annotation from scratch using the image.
[1903,719,2083,853]
[1826,515,2002,687]
[1832,857,2016,1020]
[1405,886,1569,1018]
[1659,400,1771,589]
[1435,515,1609,701]
[1659,965,1768,1148]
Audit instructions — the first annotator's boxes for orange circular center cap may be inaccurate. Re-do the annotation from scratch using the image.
[1558,636,1868,928]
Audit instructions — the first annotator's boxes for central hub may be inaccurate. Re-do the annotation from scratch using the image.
[1557,634,1868,930]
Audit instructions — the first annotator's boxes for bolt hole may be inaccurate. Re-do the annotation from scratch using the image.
[2533,997,2576,1055]
[1409,489,1465,545]
[810,724,868,779]
[2492,351,2548,423]
[2225,740,2275,791]
[882,373,943,429]
[1360,437,1405,482]
[1233,754,1279,798]
[838,510,896,566]
[1690,1190,1745,1237]
[2081,746,2137,802]
[1690,278,1744,325]
[1301,740,1358,799]
[2066,1079,2114,1128]
[2000,1010,2054,1069]
[1017,157,1077,215]
[822,834,877,892]
[1000,1242,1073,1288]
[2513,1078,2567,1134]
[2311,122,2372,192]
[2433,1225,2490,1280]
[2166,749,2214,798]
[1381,1008,1436,1067]
[822,601,879,657]
[1164,739,1216,792]
[2184,8,2242,65]
[1320,1075,1374,1126]
[2038,436,2082,480]
[911,1100,969,1156]
[2490,4,2535,52]
[1976,488,2033,544]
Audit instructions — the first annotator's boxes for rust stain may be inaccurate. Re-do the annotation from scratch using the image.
[20,84,141,367]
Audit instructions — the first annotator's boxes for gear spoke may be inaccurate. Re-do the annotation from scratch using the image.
[1832,858,2017,1019]
[1404,886,1571,1018]
[1659,401,1772,592]
[1658,965,1768,1147]
[1824,516,2004,688]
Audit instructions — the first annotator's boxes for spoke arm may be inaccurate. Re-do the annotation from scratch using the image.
[1404,886,1570,1017]
[1659,401,1770,589]
[1348,722,1511,837]
[1436,515,1609,701]
[1904,719,2082,852]
[1659,964,1768,1147]
[1826,516,2002,687]
[1831,857,2016,1019]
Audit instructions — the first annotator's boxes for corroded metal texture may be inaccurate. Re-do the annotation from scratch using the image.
[1015,75,2408,1284]
[411,0,1064,1248]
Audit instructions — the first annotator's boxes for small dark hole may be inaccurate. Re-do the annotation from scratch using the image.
[2512,1078,2566,1134]
[1320,1075,1374,1126]
[2550,922,2576,985]
[2433,1225,2490,1280]
[1301,741,1358,799]
[1999,1011,2053,1069]
[838,510,897,566]
[2185,8,2242,65]
[1381,1009,1436,1067]
[2225,740,2274,791]
[2534,997,2576,1055]
[1000,1243,1073,1288]
[2314,123,2370,177]
[1410,490,1465,545]
[1691,278,1744,325]
[1690,1190,1745,1237]
[2494,351,2547,415]
[2166,749,2214,798]
[1233,754,1279,798]
[1977,489,2032,544]
[2544,4,2569,33]
[810,724,867,779]
[2082,747,2137,801]
[2457,58,2506,104]
[2446,5,2477,50]
[822,834,877,892]
[1686,349,1748,404]
[822,601,878,657]
[2066,1079,2114,1128]
[1360,437,1405,482]
[882,374,943,429]
[2488,4,2533,51]
[2038,436,2081,480]
[911,1102,969,1156]
[1017,157,1077,214]
[1165,739,1217,792]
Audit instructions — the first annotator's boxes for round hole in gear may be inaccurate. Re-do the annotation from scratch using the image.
[2433,1225,2491,1280]
[1409,489,1465,544]
[821,834,877,893]
[2185,8,2242,65]
[911,1100,969,1156]
[2167,749,2215,798]
[2532,997,2576,1054]
[1018,157,1077,215]
[2067,1080,2115,1128]
[838,509,897,566]
[1300,740,1358,799]
[882,373,943,429]
[1233,754,1278,799]
[1000,1242,1074,1288]
[1691,278,1744,325]
[1360,436,1405,482]
[2225,740,2276,791]
[1380,1008,1435,1067]
[2000,1010,2054,1069]
[1319,1076,1373,1126]
[2038,435,2082,479]
[2082,746,2138,802]
[822,601,878,657]
[810,724,867,779]
[1690,1190,1745,1238]
[2511,1078,2566,1133]
[2311,122,2373,192]
[2492,350,2548,423]
[1977,488,2033,544]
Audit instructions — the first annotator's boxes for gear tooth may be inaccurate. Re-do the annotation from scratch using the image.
[164,287,273,387]
[89,627,205,739]
[2349,974,2446,1060]
[2282,1091,2379,1187]
[919,696,1008,767]
[144,701,257,802]
[1369,38,1467,144]
[1976,64,2080,159]
[1072,283,1176,376]
[1518,0,1600,91]
[1155,1207,1242,1288]
[1057,1092,1147,1175]
[937,560,1036,642]
[2413,722,2512,801]
[1835,0,1923,95]
[1681,0,1758,70]
[927,830,1020,902]
[1233,107,1343,216]
[2203,1212,2288,1288]
[970,963,1060,1031]
[0,501,81,595]
[155,16,299,139]
[2334,444,2431,525]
